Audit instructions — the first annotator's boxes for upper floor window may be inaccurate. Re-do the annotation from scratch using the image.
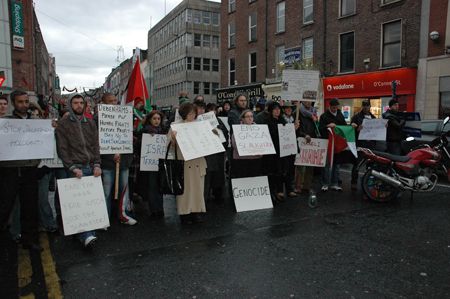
[303,0,313,24]
[339,32,355,72]
[229,58,236,85]
[229,0,236,12]
[340,0,356,17]
[277,2,285,33]
[249,12,257,42]
[249,52,257,82]
[212,35,220,48]
[202,11,211,24]
[194,33,201,47]
[382,20,401,67]
[212,12,220,26]
[228,21,236,48]
[193,10,201,24]
[303,37,314,60]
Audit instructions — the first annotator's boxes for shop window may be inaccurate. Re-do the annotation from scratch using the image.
[277,2,285,33]
[228,22,236,48]
[303,0,313,24]
[229,58,236,85]
[340,0,355,17]
[249,12,257,42]
[339,32,354,73]
[440,92,450,118]
[249,52,257,83]
[194,57,201,70]
[382,20,401,67]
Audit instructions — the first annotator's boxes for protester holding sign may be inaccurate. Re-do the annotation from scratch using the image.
[0,90,42,251]
[281,101,297,196]
[98,93,136,226]
[382,99,405,155]
[350,100,377,190]
[169,102,208,224]
[55,94,102,249]
[139,110,167,219]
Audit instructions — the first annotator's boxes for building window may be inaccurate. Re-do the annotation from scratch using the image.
[382,20,401,67]
[212,83,219,94]
[194,34,201,47]
[228,21,236,48]
[229,58,236,85]
[229,0,236,12]
[212,13,220,26]
[204,82,210,95]
[249,12,257,42]
[202,11,211,24]
[194,81,200,94]
[203,58,210,71]
[194,58,201,70]
[186,57,192,70]
[212,35,220,48]
[439,76,450,118]
[339,31,355,73]
[340,0,355,17]
[276,45,285,64]
[193,10,201,24]
[186,9,192,22]
[303,37,314,61]
[203,34,211,47]
[381,0,400,4]
[186,33,193,47]
[249,52,257,83]
[276,2,285,33]
[212,59,219,72]
[303,0,313,24]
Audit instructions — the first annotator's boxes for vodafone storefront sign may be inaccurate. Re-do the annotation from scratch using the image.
[323,68,417,99]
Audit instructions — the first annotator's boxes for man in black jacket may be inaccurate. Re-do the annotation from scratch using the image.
[382,99,405,155]
[228,94,248,131]
[318,98,347,192]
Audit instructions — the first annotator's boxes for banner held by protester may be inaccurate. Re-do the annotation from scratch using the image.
[98,104,133,154]
[232,176,273,212]
[232,124,276,156]
[278,123,297,157]
[140,133,168,171]
[295,137,328,167]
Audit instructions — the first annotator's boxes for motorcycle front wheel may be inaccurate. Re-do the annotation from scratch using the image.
[361,170,400,202]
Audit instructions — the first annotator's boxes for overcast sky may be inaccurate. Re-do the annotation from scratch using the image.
[35,0,219,92]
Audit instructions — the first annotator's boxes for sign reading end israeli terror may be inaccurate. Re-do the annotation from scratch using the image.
[98,104,133,154]
[232,176,273,212]
[57,176,110,236]
[140,133,168,171]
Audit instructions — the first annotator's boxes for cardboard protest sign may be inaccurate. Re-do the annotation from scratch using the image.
[232,124,276,156]
[140,133,168,171]
[57,176,109,236]
[0,119,54,161]
[358,119,388,141]
[232,176,273,212]
[38,143,64,168]
[197,112,226,143]
[98,104,133,154]
[218,117,230,132]
[171,121,225,161]
[282,69,320,102]
[295,137,328,167]
[278,123,297,157]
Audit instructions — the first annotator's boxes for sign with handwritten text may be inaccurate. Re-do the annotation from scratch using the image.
[295,137,328,167]
[232,124,276,156]
[140,133,168,171]
[57,176,109,236]
[358,119,388,141]
[171,121,225,161]
[0,119,54,161]
[98,104,133,154]
[278,123,297,157]
[232,176,273,212]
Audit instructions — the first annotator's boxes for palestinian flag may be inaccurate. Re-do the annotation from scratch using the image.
[327,126,357,164]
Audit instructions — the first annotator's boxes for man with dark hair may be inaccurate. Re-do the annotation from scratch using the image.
[193,95,205,102]
[382,98,405,155]
[228,94,248,129]
[0,90,42,251]
[55,94,102,248]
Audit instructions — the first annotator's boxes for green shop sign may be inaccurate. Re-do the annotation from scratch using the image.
[11,0,24,49]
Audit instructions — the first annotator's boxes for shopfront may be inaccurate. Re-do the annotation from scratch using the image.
[323,68,417,122]
[215,83,264,105]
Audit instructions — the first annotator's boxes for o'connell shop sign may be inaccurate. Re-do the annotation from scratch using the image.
[11,0,25,49]
[216,83,264,104]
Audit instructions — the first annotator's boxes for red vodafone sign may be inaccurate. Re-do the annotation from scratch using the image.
[323,68,417,99]
[0,72,5,87]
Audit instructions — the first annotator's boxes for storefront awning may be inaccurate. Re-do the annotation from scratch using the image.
[215,83,264,103]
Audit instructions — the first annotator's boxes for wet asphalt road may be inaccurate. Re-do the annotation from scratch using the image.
[42,179,450,299]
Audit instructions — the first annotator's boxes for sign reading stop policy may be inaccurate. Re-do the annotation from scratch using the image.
[98,104,133,154]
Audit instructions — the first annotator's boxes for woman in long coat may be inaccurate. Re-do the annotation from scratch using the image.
[169,102,207,224]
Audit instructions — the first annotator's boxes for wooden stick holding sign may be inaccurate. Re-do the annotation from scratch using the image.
[114,160,120,200]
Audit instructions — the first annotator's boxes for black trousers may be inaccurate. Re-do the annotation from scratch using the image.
[0,167,39,244]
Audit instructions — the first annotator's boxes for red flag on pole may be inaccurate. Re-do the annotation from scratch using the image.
[125,57,149,105]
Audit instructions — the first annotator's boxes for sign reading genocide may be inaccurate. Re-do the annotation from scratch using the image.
[232,176,273,212]
[98,104,133,154]
[358,119,388,141]
[232,124,276,156]
[282,69,321,102]
[140,133,168,171]
[57,176,110,236]
[0,119,54,161]
[295,137,328,167]
[278,123,297,157]
[171,121,225,161]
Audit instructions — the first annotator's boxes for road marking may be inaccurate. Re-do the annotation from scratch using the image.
[18,246,34,298]
[39,233,63,299]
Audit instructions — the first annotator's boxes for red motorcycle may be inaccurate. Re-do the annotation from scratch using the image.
[358,117,450,202]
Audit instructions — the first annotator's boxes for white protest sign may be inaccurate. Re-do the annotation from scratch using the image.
[98,104,133,154]
[197,112,226,143]
[282,69,320,101]
[358,119,388,141]
[232,124,276,156]
[57,176,109,236]
[218,117,230,132]
[232,176,273,212]
[140,134,168,171]
[0,119,54,161]
[295,137,328,167]
[175,109,182,122]
[278,124,297,157]
[171,121,225,161]
[38,143,64,168]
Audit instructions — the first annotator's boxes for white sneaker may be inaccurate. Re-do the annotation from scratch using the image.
[121,217,137,226]
[330,185,343,191]
[84,236,97,248]
[321,185,329,192]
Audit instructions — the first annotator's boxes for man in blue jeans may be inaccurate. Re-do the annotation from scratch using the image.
[55,94,102,249]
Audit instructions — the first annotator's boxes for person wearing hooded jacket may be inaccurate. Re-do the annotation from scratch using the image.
[382,98,405,155]
[55,94,102,249]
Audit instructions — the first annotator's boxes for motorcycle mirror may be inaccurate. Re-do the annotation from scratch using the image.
[406,136,415,142]
[444,116,450,126]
